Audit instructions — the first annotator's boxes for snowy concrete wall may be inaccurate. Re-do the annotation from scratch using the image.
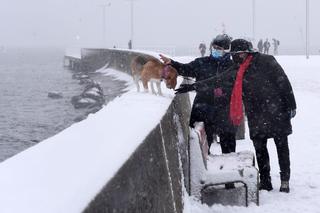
[80,49,192,212]
[65,48,157,73]
[84,93,192,213]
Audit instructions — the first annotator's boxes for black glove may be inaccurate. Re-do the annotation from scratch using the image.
[174,84,196,94]
[290,109,296,118]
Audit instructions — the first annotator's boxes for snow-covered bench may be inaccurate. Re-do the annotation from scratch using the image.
[190,122,259,206]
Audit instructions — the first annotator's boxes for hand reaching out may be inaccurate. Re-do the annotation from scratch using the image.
[159,54,172,65]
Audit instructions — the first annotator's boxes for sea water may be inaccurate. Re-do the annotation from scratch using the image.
[0,47,127,162]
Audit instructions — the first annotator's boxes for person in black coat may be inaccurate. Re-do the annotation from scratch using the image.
[175,39,296,193]
[160,34,237,155]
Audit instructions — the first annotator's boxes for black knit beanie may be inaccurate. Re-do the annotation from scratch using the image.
[231,39,252,52]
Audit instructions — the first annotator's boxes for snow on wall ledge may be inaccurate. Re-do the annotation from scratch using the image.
[84,92,192,213]
[0,49,191,213]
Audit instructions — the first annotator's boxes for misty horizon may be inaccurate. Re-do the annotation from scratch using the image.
[1,0,319,54]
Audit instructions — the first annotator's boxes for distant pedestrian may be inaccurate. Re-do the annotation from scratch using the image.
[257,39,263,53]
[263,39,271,54]
[199,42,207,57]
[272,38,280,55]
[128,40,132,49]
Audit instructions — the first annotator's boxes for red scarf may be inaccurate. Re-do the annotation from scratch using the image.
[229,55,253,125]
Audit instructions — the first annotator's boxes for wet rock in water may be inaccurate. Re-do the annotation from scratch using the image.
[73,73,89,79]
[48,92,63,99]
[71,81,105,110]
[79,74,90,79]
[79,78,94,85]
[71,96,98,109]
[72,73,81,79]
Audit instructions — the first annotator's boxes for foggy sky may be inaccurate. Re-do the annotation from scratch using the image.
[1,0,319,51]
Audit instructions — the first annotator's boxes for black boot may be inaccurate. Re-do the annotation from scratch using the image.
[279,181,290,193]
[259,177,273,191]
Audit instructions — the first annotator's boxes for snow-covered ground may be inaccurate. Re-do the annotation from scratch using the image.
[0,54,319,213]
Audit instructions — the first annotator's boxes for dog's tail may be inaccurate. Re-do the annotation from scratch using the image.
[131,56,144,74]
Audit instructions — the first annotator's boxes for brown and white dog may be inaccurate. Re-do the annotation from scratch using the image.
[130,55,178,95]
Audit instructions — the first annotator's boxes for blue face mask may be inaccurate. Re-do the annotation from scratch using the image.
[211,49,224,59]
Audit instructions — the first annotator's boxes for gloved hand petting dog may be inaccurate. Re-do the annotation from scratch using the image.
[174,84,196,94]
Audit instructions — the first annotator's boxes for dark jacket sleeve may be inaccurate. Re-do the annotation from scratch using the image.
[267,56,297,110]
[170,58,201,78]
[193,76,217,92]
[193,65,237,92]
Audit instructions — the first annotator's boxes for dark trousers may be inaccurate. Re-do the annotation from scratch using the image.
[204,122,216,149]
[205,122,236,154]
[219,132,236,154]
[253,135,290,182]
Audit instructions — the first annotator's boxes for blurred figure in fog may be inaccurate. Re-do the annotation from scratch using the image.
[257,39,263,53]
[199,42,207,57]
[272,38,280,55]
[263,38,271,54]
[128,40,132,49]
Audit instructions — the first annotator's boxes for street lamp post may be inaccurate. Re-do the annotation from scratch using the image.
[306,0,310,59]
[130,0,134,47]
[125,0,138,49]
